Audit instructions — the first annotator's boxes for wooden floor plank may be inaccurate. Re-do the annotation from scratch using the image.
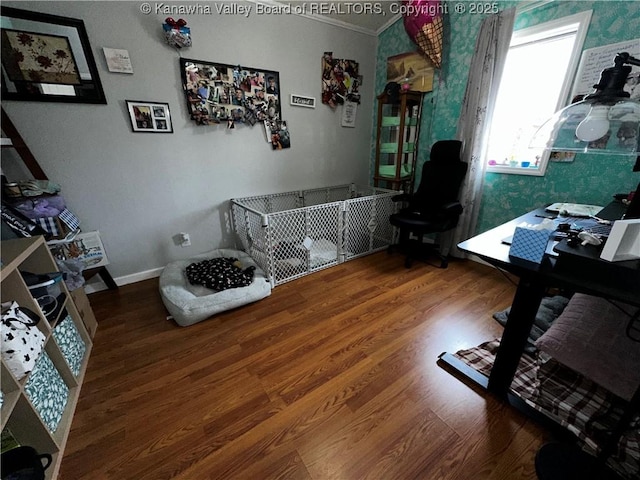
[59,254,550,479]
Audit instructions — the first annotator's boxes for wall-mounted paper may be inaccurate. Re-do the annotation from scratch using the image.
[103,48,133,74]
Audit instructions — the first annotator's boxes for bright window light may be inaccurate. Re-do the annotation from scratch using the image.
[486,11,592,176]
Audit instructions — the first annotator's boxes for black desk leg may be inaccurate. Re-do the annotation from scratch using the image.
[98,266,118,290]
[488,276,546,396]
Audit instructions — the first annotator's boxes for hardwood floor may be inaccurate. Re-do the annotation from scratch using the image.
[60,253,549,479]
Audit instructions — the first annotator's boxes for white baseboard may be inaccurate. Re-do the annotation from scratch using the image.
[84,267,164,294]
[82,255,494,294]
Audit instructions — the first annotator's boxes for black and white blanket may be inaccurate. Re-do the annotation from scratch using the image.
[185,257,255,292]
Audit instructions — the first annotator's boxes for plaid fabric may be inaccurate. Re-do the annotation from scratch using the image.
[36,217,60,236]
[454,340,640,479]
[58,208,80,230]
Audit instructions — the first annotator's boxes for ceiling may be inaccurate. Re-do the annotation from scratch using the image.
[267,1,547,35]
[271,1,402,35]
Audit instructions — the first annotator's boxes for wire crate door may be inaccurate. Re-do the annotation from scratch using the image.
[268,203,342,285]
[344,195,395,260]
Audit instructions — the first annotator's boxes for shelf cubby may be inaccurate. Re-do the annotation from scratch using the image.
[1,236,95,479]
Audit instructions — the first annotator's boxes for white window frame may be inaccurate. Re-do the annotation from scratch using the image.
[487,10,592,176]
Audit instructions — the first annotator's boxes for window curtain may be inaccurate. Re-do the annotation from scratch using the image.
[444,8,515,257]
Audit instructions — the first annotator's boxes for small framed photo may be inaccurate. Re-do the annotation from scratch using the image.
[126,100,173,133]
[290,94,316,108]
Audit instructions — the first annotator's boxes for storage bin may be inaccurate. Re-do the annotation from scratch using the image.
[232,184,397,286]
[24,352,69,433]
[52,315,86,377]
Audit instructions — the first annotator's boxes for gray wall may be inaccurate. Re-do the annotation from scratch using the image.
[2,1,378,285]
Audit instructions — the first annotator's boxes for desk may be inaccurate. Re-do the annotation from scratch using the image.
[438,204,640,477]
[439,203,640,397]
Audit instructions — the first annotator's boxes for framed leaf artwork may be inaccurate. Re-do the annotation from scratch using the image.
[0,6,106,103]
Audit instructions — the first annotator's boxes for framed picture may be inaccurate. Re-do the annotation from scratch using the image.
[386,51,434,93]
[0,6,106,104]
[126,100,173,133]
[290,94,315,108]
[180,57,281,127]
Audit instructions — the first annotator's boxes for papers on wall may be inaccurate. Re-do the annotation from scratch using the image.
[341,101,357,127]
[103,48,133,74]
[571,39,640,100]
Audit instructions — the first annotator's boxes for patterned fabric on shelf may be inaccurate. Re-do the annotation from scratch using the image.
[52,315,86,377]
[25,352,69,432]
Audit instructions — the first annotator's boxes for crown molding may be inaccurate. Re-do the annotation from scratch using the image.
[245,0,401,37]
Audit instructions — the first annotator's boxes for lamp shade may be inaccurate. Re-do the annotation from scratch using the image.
[530,52,640,156]
[530,97,640,155]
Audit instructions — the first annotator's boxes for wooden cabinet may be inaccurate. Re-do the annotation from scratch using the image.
[373,90,423,193]
[1,236,93,479]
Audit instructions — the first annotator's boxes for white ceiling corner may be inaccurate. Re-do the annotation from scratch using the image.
[248,0,402,36]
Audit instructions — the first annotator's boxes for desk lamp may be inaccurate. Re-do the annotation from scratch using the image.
[531,52,640,157]
[531,53,640,480]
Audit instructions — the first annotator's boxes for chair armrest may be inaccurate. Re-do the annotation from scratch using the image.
[407,201,463,220]
[440,201,463,216]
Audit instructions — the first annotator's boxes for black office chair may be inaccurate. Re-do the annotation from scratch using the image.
[388,140,468,268]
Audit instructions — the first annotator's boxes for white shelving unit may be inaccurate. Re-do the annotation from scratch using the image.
[1,236,93,479]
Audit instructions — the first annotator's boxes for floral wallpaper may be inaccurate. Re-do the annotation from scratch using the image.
[374,1,640,234]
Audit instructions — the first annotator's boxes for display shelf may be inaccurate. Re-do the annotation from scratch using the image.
[373,90,423,194]
[1,236,94,480]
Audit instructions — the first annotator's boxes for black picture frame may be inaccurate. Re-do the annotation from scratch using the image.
[0,6,106,104]
[180,57,281,127]
[126,100,173,133]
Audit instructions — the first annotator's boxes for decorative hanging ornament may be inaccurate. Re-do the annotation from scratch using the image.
[402,0,443,68]
[163,17,192,49]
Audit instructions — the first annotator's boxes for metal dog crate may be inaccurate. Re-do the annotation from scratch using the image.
[231,184,397,286]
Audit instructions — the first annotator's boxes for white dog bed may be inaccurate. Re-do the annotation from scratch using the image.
[159,248,271,327]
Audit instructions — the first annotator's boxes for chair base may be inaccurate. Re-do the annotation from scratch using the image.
[387,239,449,269]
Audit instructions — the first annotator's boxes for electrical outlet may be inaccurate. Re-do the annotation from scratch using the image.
[180,232,191,247]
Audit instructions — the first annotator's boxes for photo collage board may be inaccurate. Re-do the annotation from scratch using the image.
[321,52,361,108]
[180,58,289,149]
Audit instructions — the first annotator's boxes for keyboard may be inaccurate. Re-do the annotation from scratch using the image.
[570,218,613,238]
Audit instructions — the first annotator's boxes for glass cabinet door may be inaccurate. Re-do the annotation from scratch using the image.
[377,103,400,179]
[374,91,423,193]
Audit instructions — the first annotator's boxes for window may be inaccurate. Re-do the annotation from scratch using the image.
[486,11,592,176]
